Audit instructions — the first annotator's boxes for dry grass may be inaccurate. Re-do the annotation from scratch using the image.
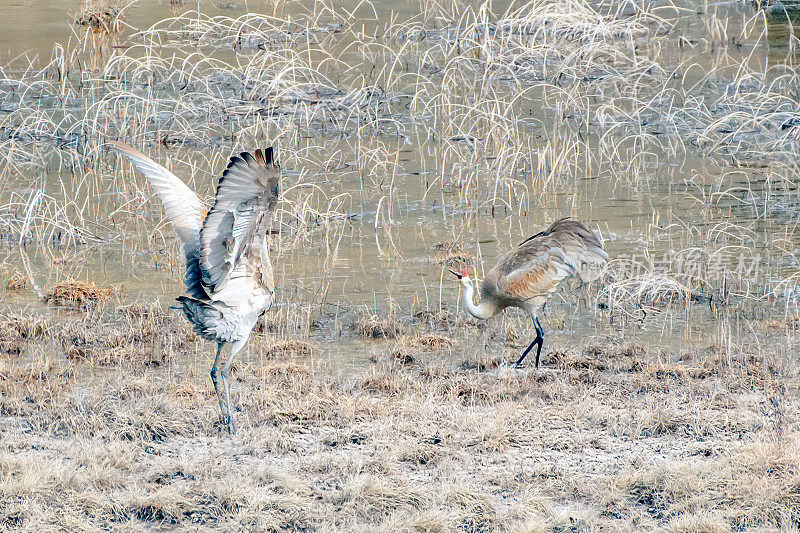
[763,314,800,331]
[42,280,121,310]
[353,312,405,339]
[1,0,800,530]
[0,303,798,531]
[74,0,126,33]
[0,312,49,342]
[1,269,30,293]
[262,339,318,359]
[413,308,458,332]
[434,242,475,270]
[387,333,454,364]
[0,313,49,357]
[56,311,190,367]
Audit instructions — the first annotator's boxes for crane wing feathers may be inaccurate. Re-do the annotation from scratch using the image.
[492,219,609,301]
[500,253,571,299]
[109,141,207,299]
[109,141,204,242]
[177,296,240,343]
[199,148,279,296]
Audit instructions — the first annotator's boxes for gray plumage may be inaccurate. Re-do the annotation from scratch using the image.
[483,217,608,308]
[451,218,608,367]
[111,142,280,433]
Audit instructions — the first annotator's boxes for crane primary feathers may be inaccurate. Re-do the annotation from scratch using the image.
[110,141,280,433]
[450,218,608,368]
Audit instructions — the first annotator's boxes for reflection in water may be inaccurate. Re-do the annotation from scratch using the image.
[765,1,800,42]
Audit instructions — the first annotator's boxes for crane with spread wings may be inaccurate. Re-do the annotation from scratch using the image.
[110,141,280,433]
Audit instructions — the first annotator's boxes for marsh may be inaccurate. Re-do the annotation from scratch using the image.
[1,0,800,530]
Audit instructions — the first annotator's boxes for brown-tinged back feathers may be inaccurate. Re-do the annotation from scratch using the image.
[486,218,608,303]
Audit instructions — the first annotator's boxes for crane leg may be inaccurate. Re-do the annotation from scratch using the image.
[210,343,226,422]
[533,317,544,368]
[220,342,245,435]
[515,317,544,368]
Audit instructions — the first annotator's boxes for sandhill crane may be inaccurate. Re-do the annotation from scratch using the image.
[450,218,608,368]
[110,141,280,433]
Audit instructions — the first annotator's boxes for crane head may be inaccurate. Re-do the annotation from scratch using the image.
[448,269,471,282]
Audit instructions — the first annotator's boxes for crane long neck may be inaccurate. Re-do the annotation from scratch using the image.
[461,280,497,320]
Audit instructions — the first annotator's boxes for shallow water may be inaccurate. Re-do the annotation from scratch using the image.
[1,0,799,368]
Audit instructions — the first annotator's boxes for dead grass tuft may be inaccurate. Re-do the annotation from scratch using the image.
[43,280,121,310]
[404,334,453,349]
[698,347,786,388]
[762,314,800,332]
[353,313,405,339]
[619,344,647,359]
[433,242,465,254]
[645,362,713,382]
[666,513,732,532]
[1,270,30,293]
[0,313,49,342]
[636,404,689,437]
[0,341,22,356]
[333,474,424,521]
[115,303,170,321]
[458,350,505,372]
[388,334,454,365]
[56,312,187,367]
[439,252,475,269]
[0,357,74,403]
[434,242,475,269]
[414,308,457,331]
[65,342,158,367]
[554,347,610,372]
[359,370,417,395]
[251,361,312,380]
[618,465,703,518]
[74,1,126,33]
[262,340,318,359]
[171,377,201,400]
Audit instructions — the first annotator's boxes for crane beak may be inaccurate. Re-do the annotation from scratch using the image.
[448,269,462,280]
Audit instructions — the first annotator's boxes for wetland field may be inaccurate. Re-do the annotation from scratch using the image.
[3,0,800,530]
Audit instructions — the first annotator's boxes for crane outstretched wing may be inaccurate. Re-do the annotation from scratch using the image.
[109,141,207,298]
[199,148,279,299]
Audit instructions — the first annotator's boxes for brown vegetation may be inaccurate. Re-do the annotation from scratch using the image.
[42,280,121,310]
[262,339,318,359]
[1,0,799,530]
[1,269,29,293]
[434,242,475,270]
[353,312,405,339]
[387,334,454,365]
[74,1,126,33]
[0,302,797,531]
